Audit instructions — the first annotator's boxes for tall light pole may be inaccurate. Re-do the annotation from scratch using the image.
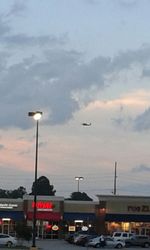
[113,161,117,195]
[75,176,84,192]
[28,111,42,250]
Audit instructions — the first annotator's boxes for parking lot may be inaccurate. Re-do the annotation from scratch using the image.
[34,239,145,250]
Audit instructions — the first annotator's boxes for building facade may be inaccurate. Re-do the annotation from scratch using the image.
[1,194,150,238]
[97,195,150,236]
[0,198,24,236]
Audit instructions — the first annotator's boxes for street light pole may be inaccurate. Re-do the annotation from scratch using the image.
[75,176,84,192]
[28,111,42,250]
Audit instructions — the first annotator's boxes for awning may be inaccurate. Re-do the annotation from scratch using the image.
[105,213,150,222]
[63,212,96,221]
[27,211,61,221]
[0,211,24,221]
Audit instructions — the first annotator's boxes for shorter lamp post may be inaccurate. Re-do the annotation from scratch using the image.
[75,176,84,192]
[28,111,42,250]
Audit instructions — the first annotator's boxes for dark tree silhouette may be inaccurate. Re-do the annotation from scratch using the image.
[31,176,56,196]
[15,221,32,241]
[67,192,93,201]
[0,186,27,198]
[10,186,27,198]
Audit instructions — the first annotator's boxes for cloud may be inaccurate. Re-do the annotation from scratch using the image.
[0,50,110,129]
[0,144,4,150]
[2,34,67,48]
[0,17,11,36]
[83,0,98,4]
[0,6,150,130]
[131,164,150,173]
[117,0,139,8]
[0,46,149,129]
[134,108,150,131]
[6,0,27,17]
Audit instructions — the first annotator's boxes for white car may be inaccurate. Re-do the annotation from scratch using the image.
[112,232,135,242]
[88,236,125,248]
[0,233,17,247]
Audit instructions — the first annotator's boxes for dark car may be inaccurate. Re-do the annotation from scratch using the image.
[65,233,78,244]
[75,234,98,246]
[125,235,150,248]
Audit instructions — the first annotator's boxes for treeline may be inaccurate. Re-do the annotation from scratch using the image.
[0,175,93,201]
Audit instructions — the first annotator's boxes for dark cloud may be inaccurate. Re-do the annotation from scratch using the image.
[0,4,150,129]
[2,34,67,48]
[134,108,150,131]
[112,105,132,129]
[0,48,111,129]
[0,44,150,129]
[0,144,4,150]
[0,17,11,36]
[111,46,150,71]
[131,164,150,173]
[6,0,27,17]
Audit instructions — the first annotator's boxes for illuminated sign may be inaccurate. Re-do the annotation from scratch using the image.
[69,226,76,232]
[46,224,52,230]
[0,203,18,209]
[52,225,59,231]
[32,201,54,211]
[82,226,88,231]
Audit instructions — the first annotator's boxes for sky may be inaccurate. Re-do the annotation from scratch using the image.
[0,0,150,200]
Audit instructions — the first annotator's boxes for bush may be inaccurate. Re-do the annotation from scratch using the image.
[16,221,32,241]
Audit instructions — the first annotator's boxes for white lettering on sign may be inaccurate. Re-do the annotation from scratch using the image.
[0,203,18,209]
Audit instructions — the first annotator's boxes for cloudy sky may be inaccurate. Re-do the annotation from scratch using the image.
[0,0,150,200]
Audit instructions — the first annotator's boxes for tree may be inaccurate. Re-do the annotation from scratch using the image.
[0,186,27,198]
[15,221,32,242]
[67,192,93,201]
[31,176,56,196]
[10,186,27,198]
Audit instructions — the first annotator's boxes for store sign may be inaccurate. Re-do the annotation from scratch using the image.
[128,205,150,213]
[68,226,76,232]
[0,203,18,209]
[82,226,88,231]
[32,201,54,211]
[52,225,59,231]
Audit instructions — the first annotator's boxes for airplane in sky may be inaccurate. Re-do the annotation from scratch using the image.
[82,122,92,126]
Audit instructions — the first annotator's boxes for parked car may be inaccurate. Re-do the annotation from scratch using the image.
[0,233,17,247]
[65,232,78,244]
[125,235,150,248]
[88,236,125,248]
[75,234,98,246]
[112,232,135,242]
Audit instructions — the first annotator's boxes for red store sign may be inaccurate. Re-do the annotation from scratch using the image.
[32,201,55,211]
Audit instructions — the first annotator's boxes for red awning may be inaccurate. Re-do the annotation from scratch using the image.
[27,211,61,221]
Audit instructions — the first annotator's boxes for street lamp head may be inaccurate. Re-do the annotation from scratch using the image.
[28,111,43,120]
[75,176,84,181]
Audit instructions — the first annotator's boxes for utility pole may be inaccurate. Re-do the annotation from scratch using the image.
[113,161,117,195]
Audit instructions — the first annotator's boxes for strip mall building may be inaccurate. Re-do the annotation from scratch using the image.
[1,194,150,238]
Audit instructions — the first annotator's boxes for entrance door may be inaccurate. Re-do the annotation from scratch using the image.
[3,224,9,234]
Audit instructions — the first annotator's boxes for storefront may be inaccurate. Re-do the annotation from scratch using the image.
[24,195,64,239]
[63,200,98,234]
[0,199,24,236]
[1,194,150,238]
[97,195,150,236]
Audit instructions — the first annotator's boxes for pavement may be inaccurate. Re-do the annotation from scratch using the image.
[0,239,143,250]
